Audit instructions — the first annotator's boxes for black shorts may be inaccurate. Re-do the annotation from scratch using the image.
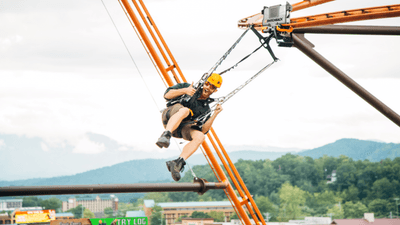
[161,104,199,141]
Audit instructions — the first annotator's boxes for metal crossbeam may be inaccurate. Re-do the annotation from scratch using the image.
[0,180,228,197]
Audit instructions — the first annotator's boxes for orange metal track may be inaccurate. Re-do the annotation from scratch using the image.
[292,0,334,12]
[238,0,335,29]
[238,2,400,31]
[118,1,266,225]
[286,4,400,29]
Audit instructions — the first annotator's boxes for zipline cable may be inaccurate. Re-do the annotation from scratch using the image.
[100,0,159,110]
[100,0,198,178]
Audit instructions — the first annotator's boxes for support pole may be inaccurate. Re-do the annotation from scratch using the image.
[0,181,228,197]
[120,0,174,86]
[293,34,400,127]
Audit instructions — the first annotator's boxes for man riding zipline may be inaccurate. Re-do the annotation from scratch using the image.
[156,73,223,181]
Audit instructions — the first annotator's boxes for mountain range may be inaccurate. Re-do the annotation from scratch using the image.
[0,138,399,187]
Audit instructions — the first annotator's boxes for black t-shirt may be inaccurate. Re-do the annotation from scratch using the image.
[165,82,211,121]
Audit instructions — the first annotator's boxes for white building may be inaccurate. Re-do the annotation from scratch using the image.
[0,199,23,211]
[62,195,118,213]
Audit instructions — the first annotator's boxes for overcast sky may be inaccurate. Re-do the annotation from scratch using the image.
[1,0,399,160]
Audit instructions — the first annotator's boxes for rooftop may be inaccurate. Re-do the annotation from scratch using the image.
[144,200,232,208]
[332,218,400,225]
[126,211,146,217]
[56,213,74,217]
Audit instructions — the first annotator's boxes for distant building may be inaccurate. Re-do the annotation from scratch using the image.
[126,211,146,217]
[62,195,118,213]
[231,219,257,225]
[56,212,74,220]
[0,199,22,211]
[50,218,91,225]
[143,200,235,225]
[327,170,337,184]
[181,218,214,225]
[0,212,14,224]
[255,217,331,225]
[331,213,400,225]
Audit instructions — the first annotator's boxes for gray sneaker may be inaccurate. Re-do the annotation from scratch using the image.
[156,131,172,148]
[166,158,186,181]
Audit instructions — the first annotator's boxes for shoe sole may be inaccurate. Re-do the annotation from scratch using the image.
[165,161,180,181]
[166,161,172,172]
[156,139,170,149]
[156,142,165,148]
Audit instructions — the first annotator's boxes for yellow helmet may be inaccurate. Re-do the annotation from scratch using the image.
[207,73,222,88]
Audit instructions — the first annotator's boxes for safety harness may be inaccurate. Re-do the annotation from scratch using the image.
[167,26,280,128]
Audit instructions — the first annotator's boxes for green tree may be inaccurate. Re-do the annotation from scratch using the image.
[208,211,224,222]
[272,154,321,189]
[67,205,85,218]
[22,197,42,207]
[104,207,114,218]
[368,199,395,218]
[306,190,339,216]
[343,201,368,219]
[191,211,211,218]
[326,205,344,220]
[369,178,397,200]
[150,205,163,225]
[255,196,276,218]
[343,185,360,203]
[175,215,186,222]
[116,203,140,217]
[144,193,170,203]
[278,183,307,221]
[230,213,239,220]
[41,197,62,212]
[83,208,95,219]
[335,160,357,191]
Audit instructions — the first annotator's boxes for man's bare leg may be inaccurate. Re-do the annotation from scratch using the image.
[179,129,205,160]
[166,129,205,181]
[165,108,190,133]
[156,107,190,148]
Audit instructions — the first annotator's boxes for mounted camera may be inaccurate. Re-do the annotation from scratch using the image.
[261,2,292,29]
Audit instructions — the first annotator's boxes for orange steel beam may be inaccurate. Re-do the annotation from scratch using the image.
[120,0,173,86]
[136,0,186,83]
[287,4,400,29]
[237,0,335,29]
[238,4,400,31]
[208,128,265,225]
[119,1,264,225]
[201,140,255,225]
[292,0,335,12]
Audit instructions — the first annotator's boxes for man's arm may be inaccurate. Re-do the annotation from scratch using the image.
[201,104,223,133]
[164,82,196,100]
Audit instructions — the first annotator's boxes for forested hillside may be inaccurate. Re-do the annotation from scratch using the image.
[8,153,400,222]
[298,138,400,161]
[160,154,400,221]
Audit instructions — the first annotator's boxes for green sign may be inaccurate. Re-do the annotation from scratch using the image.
[90,217,148,225]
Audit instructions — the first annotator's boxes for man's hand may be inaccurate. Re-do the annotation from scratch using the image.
[184,82,196,96]
[201,104,223,133]
[214,104,223,114]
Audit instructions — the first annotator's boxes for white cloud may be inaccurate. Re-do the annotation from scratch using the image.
[0,0,399,154]
[72,136,106,154]
[0,139,5,149]
[41,142,49,152]
[117,146,129,151]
